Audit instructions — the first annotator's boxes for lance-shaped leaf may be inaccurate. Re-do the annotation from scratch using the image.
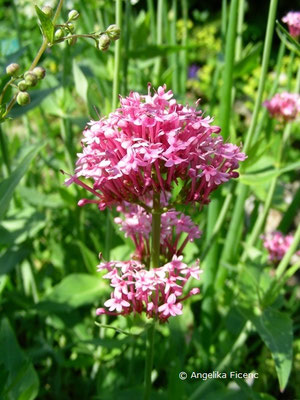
[35,6,54,43]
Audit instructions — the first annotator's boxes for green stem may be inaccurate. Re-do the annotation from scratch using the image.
[180,0,188,92]
[171,0,179,94]
[206,0,239,294]
[144,192,161,400]
[0,78,14,105]
[189,321,251,400]
[201,192,232,261]
[147,0,156,43]
[151,193,161,270]
[243,0,278,154]
[3,0,64,118]
[0,125,11,175]
[30,0,64,71]
[154,0,164,84]
[112,0,122,109]
[252,40,285,143]
[275,223,300,280]
[122,0,131,95]
[286,51,295,91]
[144,322,155,400]
[105,0,122,261]
[216,0,278,288]
[235,0,245,61]
[221,0,227,52]
[219,0,239,139]
[241,123,291,262]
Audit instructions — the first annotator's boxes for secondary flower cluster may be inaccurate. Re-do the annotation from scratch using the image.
[282,11,300,38]
[115,202,202,264]
[262,231,298,262]
[65,85,246,209]
[263,92,300,122]
[96,256,201,322]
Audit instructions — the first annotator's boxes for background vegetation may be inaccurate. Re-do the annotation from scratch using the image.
[0,0,299,399]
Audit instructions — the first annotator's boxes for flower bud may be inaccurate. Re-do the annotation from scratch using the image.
[67,23,75,33]
[106,24,121,41]
[6,63,20,76]
[24,71,38,87]
[18,80,28,91]
[67,36,77,46]
[17,91,30,106]
[98,33,110,51]
[68,9,79,21]
[55,28,64,40]
[42,5,53,17]
[32,66,46,80]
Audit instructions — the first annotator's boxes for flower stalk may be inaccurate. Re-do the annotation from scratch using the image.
[144,192,161,399]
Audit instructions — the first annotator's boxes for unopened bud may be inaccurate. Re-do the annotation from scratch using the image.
[24,71,38,87]
[18,80,28,91]
[67,36,77,46]
[42,5,53,17]
[66,23,75,33]
[6,63,20,76]
[98,33,110,51]
[17,91,30,106]
[55,28,64,40]
[33,66,46,79]
[68,9,79,21]
[106,24,121,41]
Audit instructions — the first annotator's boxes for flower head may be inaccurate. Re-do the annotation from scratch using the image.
[262,231,299,262]
[282,11,300,38]
[96,255,201,322]
[115,201,201,264]
[66,85,246,210]
[263,92,300,122]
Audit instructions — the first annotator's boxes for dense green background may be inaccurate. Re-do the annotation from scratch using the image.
[0,1,299,399]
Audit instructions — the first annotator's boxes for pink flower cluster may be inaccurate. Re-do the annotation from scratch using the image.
[115,202,201,263]
[263,92,300,122]
[262,231,297,262]
[96,255,201,322]
[282,11,300,38]
[65,85,246,210]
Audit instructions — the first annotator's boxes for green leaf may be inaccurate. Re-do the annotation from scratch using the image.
[0,318,39,400]
[276,21,300,56]
[73,61,88,104]
[239,160,300,186]
[42,273,108,308]
[76,241,99,275]
[244,307,293,391]
[0,247,29,276]
[0,143,45,221]
[233,42,263,78]
[35,6,54,43]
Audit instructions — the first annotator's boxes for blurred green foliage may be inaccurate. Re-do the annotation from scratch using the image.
[0,1,299,399]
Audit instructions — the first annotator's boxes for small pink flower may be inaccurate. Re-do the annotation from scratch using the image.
[104,295,130,313]
[262,231,298,262]
[282,11,300,38]
[158,294,183,317]
[263,92,300,122]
